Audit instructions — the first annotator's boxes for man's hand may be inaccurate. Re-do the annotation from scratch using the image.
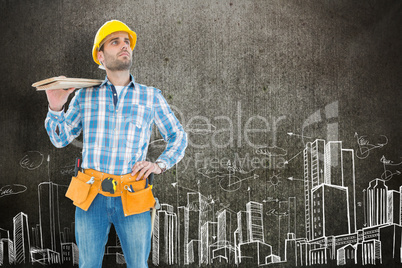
[131,161,162,180]
[45,76,75,111]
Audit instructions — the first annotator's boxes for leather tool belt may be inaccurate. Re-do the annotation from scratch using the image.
[65,169,156,217]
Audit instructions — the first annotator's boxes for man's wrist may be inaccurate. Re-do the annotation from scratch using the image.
[49,105,64,112]
[48,106,64,117]
[155,161,167,173]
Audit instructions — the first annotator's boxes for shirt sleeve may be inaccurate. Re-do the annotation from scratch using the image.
[44,92,82,148]
[153,90,188,170]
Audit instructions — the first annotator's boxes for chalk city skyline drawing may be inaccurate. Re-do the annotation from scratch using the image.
[0,0,400,266]
[0,134,401,267]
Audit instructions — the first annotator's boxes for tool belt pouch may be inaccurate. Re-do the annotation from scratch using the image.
[121,184,155,217]
[65,171,99,211]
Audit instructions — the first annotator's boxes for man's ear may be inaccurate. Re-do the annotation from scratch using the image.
[97,51,104,65]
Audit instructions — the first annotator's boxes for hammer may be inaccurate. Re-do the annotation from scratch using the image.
[148,173,160,236]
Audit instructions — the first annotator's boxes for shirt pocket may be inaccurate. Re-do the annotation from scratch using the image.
[81,103,99,118]
[124,104,152,149]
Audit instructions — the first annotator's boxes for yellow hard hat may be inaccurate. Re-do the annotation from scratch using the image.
[92,20,137,65]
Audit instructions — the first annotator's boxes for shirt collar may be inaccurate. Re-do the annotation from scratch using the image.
[99,74,136,88]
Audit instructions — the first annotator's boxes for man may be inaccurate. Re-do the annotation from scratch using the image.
[44,20,187,267]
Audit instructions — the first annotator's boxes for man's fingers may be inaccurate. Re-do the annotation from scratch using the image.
[132,161,158,179]
[131,161,157,180]
[132,161,148,180]
[131,161,143,176]
[141,162,155,180]
[136,168,147,181]
[143,166,155,180]
[131,162,140,175]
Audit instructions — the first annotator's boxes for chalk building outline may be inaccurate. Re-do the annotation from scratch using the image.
[0,138,401,267]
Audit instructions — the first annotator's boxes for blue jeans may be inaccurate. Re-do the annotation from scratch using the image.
[75,194,151,267]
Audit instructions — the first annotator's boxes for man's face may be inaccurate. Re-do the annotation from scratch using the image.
[98,31,132,71]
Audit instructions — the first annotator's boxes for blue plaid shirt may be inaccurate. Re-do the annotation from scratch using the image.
[45,75,187,175]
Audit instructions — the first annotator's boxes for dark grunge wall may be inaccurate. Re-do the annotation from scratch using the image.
[0,0,401,267]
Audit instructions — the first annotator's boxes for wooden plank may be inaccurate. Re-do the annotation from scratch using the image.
[32,77,103,91]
